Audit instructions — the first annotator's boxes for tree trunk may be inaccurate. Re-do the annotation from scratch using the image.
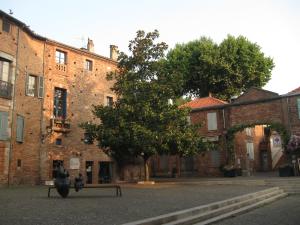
[144,158,150,181]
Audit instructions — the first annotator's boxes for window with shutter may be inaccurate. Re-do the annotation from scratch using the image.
[207,112,217,131]
[0,111,9,140]
[16,115,24,143]
[54,88,67,118]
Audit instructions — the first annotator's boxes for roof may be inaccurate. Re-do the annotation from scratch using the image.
[0,10,116,64]
[182,96,228,109]
[288,86,300,94]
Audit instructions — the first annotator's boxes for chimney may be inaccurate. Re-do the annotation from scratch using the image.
[87,38,94,52]
[110,45,119,61]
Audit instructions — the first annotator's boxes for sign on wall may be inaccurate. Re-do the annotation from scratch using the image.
[70,158,80,169]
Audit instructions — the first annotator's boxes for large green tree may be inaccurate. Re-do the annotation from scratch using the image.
[81,30,203,181]
[167,35,275,100]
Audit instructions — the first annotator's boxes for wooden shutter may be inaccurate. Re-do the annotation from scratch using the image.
[0,111,9,140]
[16,115,24,142]
[207,112,217,131]
[38,76,44,98]
[25,73,29,96]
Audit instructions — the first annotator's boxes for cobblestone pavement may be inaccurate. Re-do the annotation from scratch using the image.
[212,195,300,225]
[0,183,266,225]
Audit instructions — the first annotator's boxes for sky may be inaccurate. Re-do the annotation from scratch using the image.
[1,0,299,94]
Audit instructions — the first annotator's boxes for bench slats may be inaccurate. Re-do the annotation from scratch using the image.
[47,184,122,197]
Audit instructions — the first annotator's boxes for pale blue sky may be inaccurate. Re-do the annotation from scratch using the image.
[1,0,299,94]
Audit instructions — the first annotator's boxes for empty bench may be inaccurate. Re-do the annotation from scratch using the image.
[47,183,122,197]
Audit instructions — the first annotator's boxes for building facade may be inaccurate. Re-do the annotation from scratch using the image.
[0,10,118,185]
[150,87,300,177]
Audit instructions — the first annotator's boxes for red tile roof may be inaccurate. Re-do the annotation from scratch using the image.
[182,97,228,109]
[288,87,300,94]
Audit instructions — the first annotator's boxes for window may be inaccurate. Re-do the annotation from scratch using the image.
[2,20,11,33]
[25,75,44,98]
[84,132,93,144]
[17,159,22,168]
[0,111,9,140]
[85,59,93,71]
[246,142,254,160]
[245,128,252,136]
[55,138,62,145]
[0,59,12,99]
[54,88,67,119]
[207,112,217,131]
[16,115,24,143]
[106,96,113,107]
[55,50,67,64]
[297,98,300,119]
[26,75,37,97]
[0,59,10,82]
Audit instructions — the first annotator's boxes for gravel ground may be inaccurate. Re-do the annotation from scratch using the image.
[0,183,267,225]
[212,196,300,225]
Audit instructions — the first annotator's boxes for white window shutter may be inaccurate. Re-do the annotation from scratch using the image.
[38,76,44,98]
[16,115,24,142]
[25,73,29,96]
[207,112,217,130]
[0,111,9,140]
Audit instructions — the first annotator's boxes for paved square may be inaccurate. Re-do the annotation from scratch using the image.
[0,184,267,225]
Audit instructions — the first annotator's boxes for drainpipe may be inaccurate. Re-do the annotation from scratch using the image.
[38,41,46,184]
[8,26,20,186]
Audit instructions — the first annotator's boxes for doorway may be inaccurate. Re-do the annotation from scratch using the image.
[98,162,112,183]
[86,161,93,184]
[261,151,269,171]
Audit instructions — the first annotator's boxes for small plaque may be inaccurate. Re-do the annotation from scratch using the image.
[70,158,80,169]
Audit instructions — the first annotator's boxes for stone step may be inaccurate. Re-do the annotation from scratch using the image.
[193,192,287,225]
[121,188,284,225]
[163,189,285,225]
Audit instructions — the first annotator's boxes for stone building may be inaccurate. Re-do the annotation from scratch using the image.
[0,10,118,185]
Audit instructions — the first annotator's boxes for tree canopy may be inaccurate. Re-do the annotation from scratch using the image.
[166,35,275,100]
[81,30,204,181]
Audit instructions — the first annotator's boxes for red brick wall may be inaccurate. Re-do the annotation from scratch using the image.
[229,100,284,126]
[40,41,117,184]
[9,28,45,184]
[234,88,278,103]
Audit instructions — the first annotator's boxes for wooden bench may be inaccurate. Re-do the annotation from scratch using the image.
[47,183,122,197]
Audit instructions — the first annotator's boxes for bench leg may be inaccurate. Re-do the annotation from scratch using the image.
[48,187,51,198]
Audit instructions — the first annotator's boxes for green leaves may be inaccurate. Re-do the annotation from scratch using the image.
[81,30,204,171]
[167,35,275,101]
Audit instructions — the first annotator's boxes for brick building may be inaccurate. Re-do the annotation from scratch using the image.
[186,87,300,176]
[1,10,300,184]
[0,10,118,185]
[150,87,300,177]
